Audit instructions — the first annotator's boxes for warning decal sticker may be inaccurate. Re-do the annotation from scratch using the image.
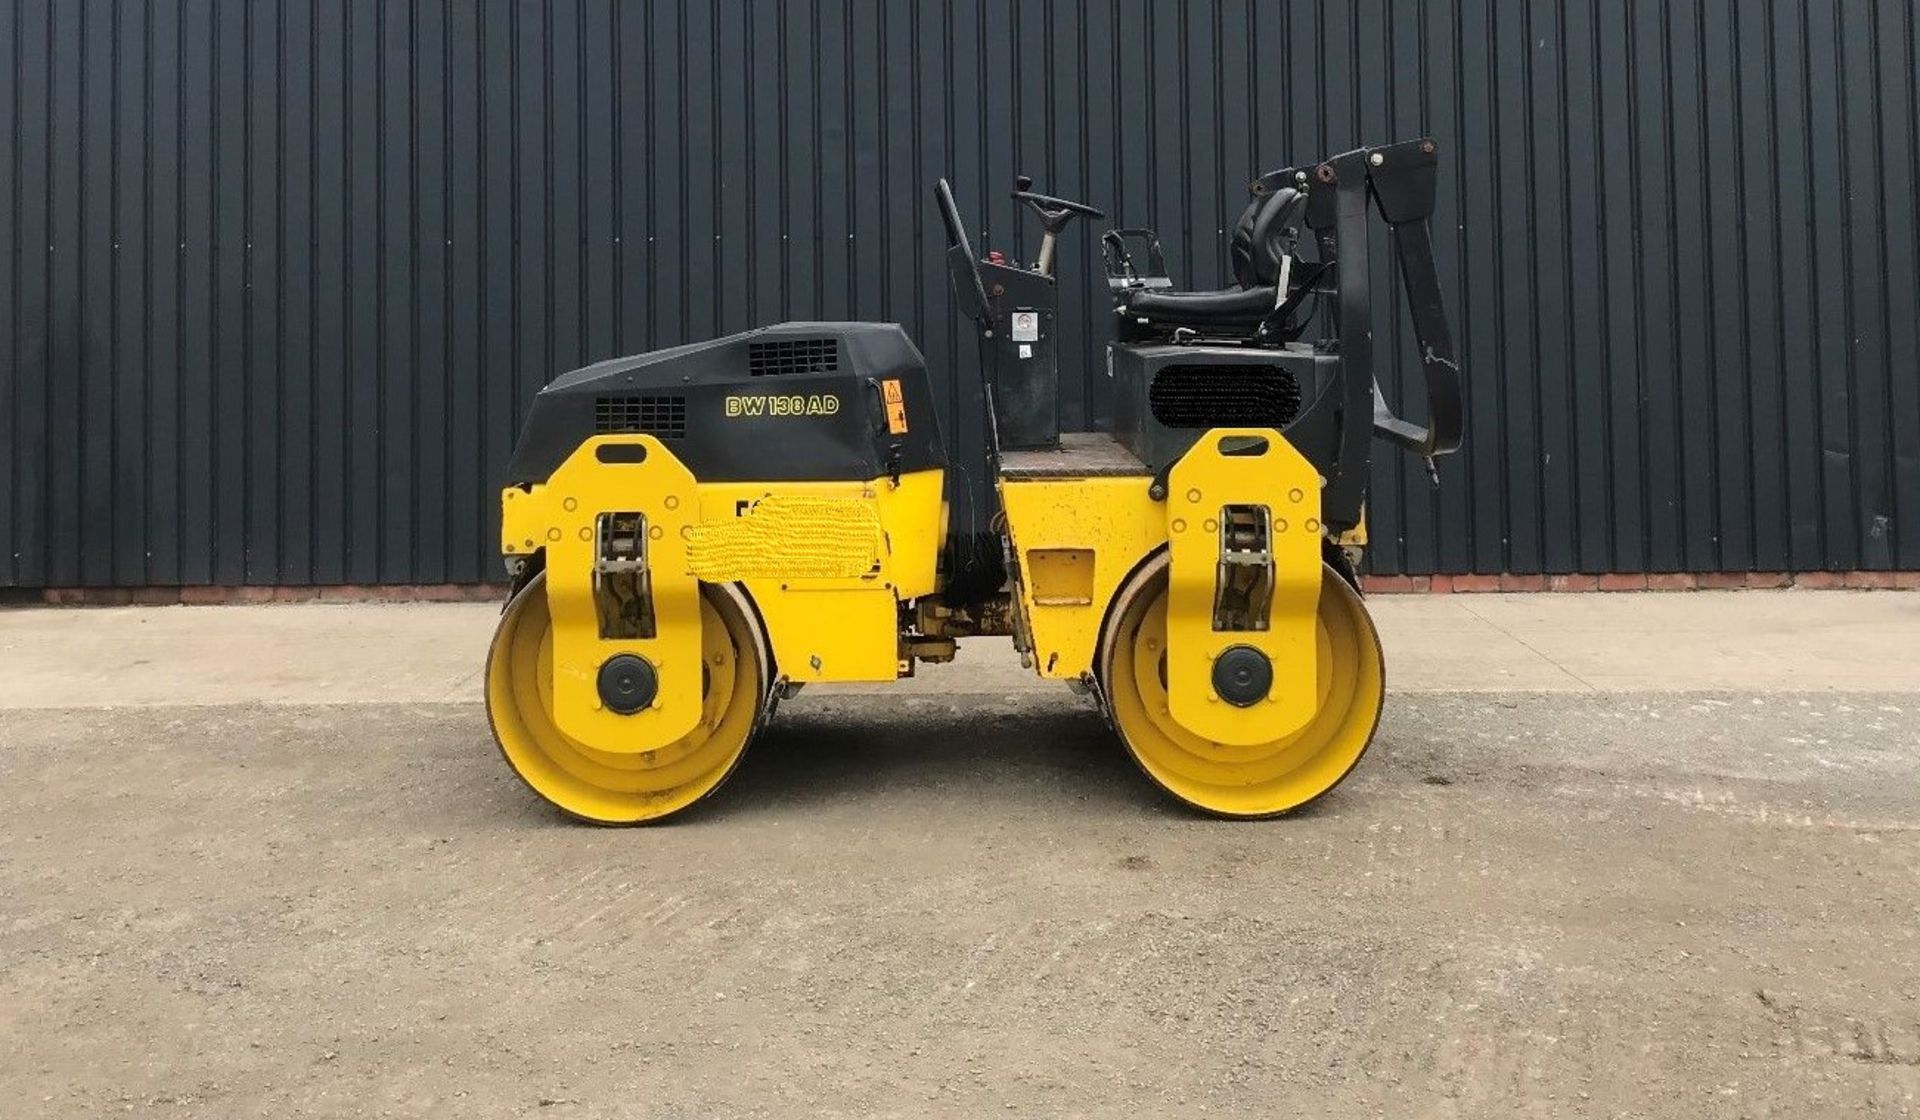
[881,378,909,435]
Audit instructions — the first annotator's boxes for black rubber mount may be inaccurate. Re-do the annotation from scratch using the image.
[597,654,659,715]
[1212,645,1273,707]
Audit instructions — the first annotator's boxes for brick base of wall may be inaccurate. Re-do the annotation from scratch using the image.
[1358,571,1920,594]
[24,583,510,606]
[9,570,1919,605]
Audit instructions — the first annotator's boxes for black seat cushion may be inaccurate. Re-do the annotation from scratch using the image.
[1123,285,1276,328]
[1229,188,1307,288]
[1230,194,1281,287]
[1117,185,1305,335]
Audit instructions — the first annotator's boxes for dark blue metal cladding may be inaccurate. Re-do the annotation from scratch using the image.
[1,0,1917,587]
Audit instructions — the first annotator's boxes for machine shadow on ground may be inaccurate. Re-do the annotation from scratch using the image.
[707,701,1162,820]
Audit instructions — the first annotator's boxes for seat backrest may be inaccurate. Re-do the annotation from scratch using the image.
[1228,187,1307,288]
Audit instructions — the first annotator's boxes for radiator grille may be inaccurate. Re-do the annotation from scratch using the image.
[1148,365,1301,429]
[594,395,687,438]
[748,337,839,376]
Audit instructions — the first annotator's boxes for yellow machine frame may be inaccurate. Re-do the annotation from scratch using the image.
[502,428,1334,756]
[998,427,1323,747]
[501,436,946,696]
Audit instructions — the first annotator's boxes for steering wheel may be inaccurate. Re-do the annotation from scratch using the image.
[934,179,994,324]
[1011,175,1106,235]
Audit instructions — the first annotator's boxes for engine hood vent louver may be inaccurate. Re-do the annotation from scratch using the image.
[749,337,839,376]
[595,395,687,438]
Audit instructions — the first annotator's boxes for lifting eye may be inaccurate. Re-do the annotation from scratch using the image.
[1218,434,1270,457]
[595,442,649,464]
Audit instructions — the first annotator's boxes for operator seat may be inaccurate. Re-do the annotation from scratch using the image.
[1116,186,1309,334]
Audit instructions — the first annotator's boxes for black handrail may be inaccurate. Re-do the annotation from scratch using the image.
[1364,138,1464,460]
[933,179,993,328]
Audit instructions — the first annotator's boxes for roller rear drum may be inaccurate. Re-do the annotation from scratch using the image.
[1099,553,1385,817]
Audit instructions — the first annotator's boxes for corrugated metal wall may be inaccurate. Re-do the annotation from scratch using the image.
[2,0,1917,587]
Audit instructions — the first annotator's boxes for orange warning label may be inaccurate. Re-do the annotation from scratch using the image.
[881,378,909,435]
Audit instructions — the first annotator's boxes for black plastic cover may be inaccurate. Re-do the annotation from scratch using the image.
[504,322,947,485]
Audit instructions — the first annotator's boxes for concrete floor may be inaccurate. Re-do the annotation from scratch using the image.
[1,590,1918,1118]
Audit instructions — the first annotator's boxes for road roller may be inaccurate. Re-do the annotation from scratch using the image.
[486,138,1463,823]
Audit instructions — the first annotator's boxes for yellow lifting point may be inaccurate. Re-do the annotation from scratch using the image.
[499,435,707,748]
[1162,429,1324,746]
